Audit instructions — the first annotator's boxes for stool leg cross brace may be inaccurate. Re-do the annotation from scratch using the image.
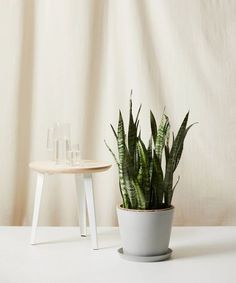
[30,173,98,249]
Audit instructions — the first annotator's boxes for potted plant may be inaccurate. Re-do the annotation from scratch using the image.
[105,96,195,262]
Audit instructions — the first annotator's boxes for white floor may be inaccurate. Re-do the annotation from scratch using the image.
[0,226,236,283]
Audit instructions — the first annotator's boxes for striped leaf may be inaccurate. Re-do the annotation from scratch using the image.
[106,96,195,209]
[117,111,126,164]
[135,105,142,126]
[163,112,191,206]
[117,111,130,207]
[148,137,153,179]
[132,179,146,209]
[151,150,164,208]
[110,124,118,140]
[155,114,170,162]
[150,111,157,144]
[104,140,119,166]
[123,157,138,208]
[173,122,197,171]
[128,99,138,167]
[137,139,151,208]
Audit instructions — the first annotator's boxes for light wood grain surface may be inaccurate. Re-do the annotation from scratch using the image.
[29,160,112,174]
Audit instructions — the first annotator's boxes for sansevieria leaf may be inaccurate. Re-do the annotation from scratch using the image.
[163,112,193,206]
[105,95,195,209]
[155,113,170,162]
[117,111,130,208]
[150,111,157,144]
[137,139,151,208]
[128,98,137,167]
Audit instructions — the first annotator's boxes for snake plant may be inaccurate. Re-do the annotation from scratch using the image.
[105,98,195,209]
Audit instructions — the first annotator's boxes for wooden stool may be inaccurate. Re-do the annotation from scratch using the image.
[29,160,111,249]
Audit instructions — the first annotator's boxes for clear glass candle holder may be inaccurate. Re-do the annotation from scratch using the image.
[46,123,71,164]
[67,144,81,166]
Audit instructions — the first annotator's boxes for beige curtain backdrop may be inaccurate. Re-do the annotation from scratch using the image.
[0,0,236,226]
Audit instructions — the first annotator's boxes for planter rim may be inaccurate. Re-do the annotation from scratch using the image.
[117,204,174,212]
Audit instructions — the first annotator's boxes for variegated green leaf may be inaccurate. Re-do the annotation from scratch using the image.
[128,98,138,166]
[135,104,142,126]
[173,122,197,171]
[104,140,119,166]
[155,113,170,162]
[106,96,195,209]
[132,179,146,209]
[150,111,157,144]
[110,124,118,140]
[117,111,130,207]
[123,161,137,208]
[137,139,151,208]
[163,112,190,206]
[151,150,164,208]
[147,137,153,179]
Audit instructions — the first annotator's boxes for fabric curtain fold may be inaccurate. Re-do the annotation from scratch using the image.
[0,0,235,225]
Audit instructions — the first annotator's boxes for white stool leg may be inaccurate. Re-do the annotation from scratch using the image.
[75,174,87,237]
[30,173,44,245]
[83,174,98,249]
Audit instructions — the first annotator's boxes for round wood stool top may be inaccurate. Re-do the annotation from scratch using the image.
[29,160,112,174]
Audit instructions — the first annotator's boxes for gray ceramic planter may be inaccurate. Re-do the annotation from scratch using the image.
[117,205,174,257]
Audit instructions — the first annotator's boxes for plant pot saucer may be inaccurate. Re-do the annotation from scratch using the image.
[117,248,172,262]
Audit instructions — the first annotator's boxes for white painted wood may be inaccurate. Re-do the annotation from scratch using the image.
[84,174,98,249]
[75,174,87,236]
[30,173,44,245]
[1,227,236,283]
[29,160,111,248]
